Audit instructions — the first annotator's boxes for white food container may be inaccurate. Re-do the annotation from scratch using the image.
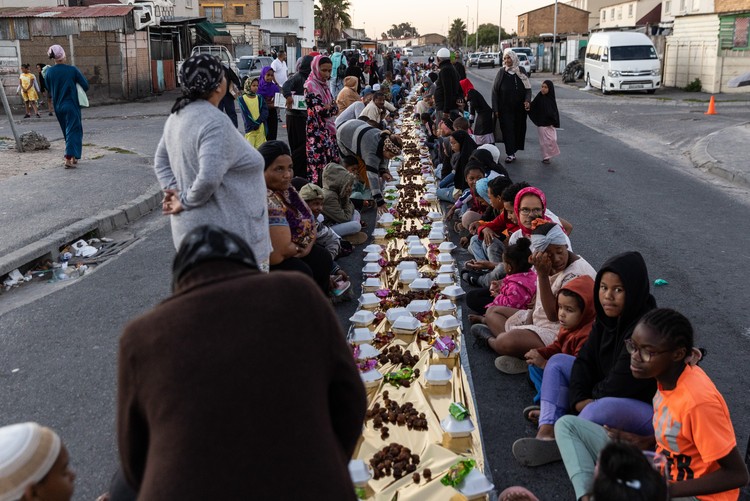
[350,310,376,327]
[351,328,375,345]
[348,459,372,487]
[406,300,432,314]
[438,242,457,252]
[391,316,421,334]
[405,235,421,244]
[364,244,383,253]
[409,278,433,291]
[372,228,387,240]
[427,211,442,221]
[408,244,427,257]
[363,252,381,263]
[399,269,419,284]
[428,231,445,243]
[360,368,383,388]
[396,261,418,271]
[434,273,455,288]
[359,293,381,309]
[437,253,455,265]
[362,263,382,275]
[355,343,380,360]
[438,264,455,274]
[378,213,395,227]
[425,364,452,385]
[435,299,457,315]
[434,314,461,332]
[457,468,494,499]
[442,285,466,299]
[440,415,476,438]
[362,277,381,292]
[423,193,437,202]
[386,307,412,324]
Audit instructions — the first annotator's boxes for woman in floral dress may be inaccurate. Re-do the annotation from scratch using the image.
[304,55,339,184]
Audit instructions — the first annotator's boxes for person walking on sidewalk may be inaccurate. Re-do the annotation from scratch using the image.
[271,50,288,88]
[44,44,88,169]
[329,45,347,99]
[282,55,314,178]
[36,63,54,116]
[155,54,271,272]
[492,49,531,164]
[18,64,41,118]
[528,80,561,164]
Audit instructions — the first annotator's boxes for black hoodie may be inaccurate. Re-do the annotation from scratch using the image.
[433,59,462,113]
[568,251,657,408]
[282,55,313,117]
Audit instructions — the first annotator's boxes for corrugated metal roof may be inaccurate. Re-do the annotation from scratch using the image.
[0,6,133,19]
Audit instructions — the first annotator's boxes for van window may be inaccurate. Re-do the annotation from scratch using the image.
[586,44,599,60]
[601,47,609,62]
[610,45,658,60]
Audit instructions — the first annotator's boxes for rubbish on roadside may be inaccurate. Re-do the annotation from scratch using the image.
[61,252,73,261]
[654,278,669,286]
[3,269,25,288]
[100,237,114,243]
[71,239,98,258]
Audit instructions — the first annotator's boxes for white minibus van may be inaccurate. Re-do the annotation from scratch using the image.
[584,31,661,94]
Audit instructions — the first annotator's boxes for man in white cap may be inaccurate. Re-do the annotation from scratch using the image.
[433,47,462,129]
[0,422,75,501]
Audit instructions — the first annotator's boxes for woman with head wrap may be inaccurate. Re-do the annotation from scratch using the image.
[154,54,271,271]
[528,79,561,164]
[466,88,495,145]
[257,66,280,140]
[260,140,333,292]
[469,148,511,179]
[448,130,478,191]
[238,77,268,148]
[335,76,360,114]
[44,44,88,169]
[305,55,339,184]
[0,422,75,501]
[282,55,314,177]
[117,225,366,500]
[472,220,595,364]
[492,48,532,163]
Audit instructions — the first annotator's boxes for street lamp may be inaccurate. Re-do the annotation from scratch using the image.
[497,0,503,51]
[466,5,469,50]
[552,0,558,74]
[475,0,479,52]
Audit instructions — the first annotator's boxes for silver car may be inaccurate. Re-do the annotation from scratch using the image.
[237,56,274,85]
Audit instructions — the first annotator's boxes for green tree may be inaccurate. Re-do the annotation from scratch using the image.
[314,0,352,46]
[447,18,467,49]
[381,22,420,39]
[467,24,511,49]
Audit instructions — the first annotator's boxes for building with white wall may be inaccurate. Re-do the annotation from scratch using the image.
[253,0,314,57]
[568,0,619,30]
[598,0,662,28]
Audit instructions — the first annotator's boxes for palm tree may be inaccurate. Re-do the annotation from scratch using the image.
[447,18,467,49]
[314,0,352,46]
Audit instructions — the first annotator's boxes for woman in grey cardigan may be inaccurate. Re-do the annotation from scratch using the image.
[155,54,271,271]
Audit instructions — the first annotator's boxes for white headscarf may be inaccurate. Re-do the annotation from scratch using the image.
[0,423,61,501]
[503,48,531,90]
[477,144,501,164]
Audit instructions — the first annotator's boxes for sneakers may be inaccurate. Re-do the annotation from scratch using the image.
[23,114,30,118]
[331,279,351,296]
[495,355,528,374]
[512,437,561,467]
[470,324,493,348]
[35,113,41,118]
[343,231,367,245]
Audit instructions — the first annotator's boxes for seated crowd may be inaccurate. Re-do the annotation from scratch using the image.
[1,48,748,501]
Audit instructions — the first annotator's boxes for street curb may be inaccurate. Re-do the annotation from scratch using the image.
[689,125,750,189]
[0,183,162,277]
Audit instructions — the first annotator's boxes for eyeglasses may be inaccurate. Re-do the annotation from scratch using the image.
[624,338,671,362]
[518,207,544,216]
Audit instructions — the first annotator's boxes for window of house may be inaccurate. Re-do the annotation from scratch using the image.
[611,8,615,18]
[602,10,606,20]
[629,4,634,17]
[733,16,749,48]
[520,19,525,32]
[235,5,244,15]
[273,1,289,18]
[204,6,223,22]
[617,7,622,19]
[664,0,670,13]
[185,0,192,7]
[679,0,686,12]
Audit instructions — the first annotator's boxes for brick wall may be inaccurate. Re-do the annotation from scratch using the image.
[524,4,590,36]
[715,0,750,12]
[200,1,260,22]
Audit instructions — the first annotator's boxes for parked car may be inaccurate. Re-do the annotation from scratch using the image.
[488,52,501,66]
[584,31,661,94]
[510,47,536,73]
[402,47,414,57]
[477,53,496,69]
[177,45,238,85]
[237,55,274,86]
[517,54,531,74]
[467,52,482,67]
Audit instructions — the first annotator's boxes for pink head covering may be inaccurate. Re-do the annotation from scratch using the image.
[514,186,548,235]
[303,55,333,106]
[48,44,65,61]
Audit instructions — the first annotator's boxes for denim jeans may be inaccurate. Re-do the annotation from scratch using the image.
[468,235,504,262]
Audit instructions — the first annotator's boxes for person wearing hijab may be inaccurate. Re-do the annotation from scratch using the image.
[155,54,271,271]
[0,422,75,501]
[448,130,478,191]
[237,77,268,148]
[492,48,532,163]
[117,225,366,500]
[44,44,88,169]
[469,148,511,179]
[282,55,313,178]
[304,55,339,184]
[261,141,333,292]
[336,75,360,113]
[528,79,561,164]
[454,61,474,98]
[218,63,241,128]
[344,56,366,93]
[257,66,280,140]
[466,88,495,145]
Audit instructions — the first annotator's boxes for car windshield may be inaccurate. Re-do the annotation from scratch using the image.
[513,49,532,56]
[238,59,252,70]
[518,54,527,61]
[610,45,658,61]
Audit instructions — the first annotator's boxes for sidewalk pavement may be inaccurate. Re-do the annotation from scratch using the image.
[0,82,747,280]
[0,90,290,278]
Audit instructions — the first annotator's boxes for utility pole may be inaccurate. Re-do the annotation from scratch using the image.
[475,0,479,52]
[497,0,503,51]
[0,78,24,152]
[466,5,469,50]
[552,0,559,74]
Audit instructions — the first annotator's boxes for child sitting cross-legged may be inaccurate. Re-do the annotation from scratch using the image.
[321,162,367,245]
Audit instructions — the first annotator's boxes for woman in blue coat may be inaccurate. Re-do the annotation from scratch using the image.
[44,44,89,169]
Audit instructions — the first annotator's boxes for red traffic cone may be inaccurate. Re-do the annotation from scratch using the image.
[705,95,717,115]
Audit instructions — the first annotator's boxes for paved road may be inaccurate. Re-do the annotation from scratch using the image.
[1,73,749,500]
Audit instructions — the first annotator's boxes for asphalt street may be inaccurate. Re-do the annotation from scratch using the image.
[0,70,749,500]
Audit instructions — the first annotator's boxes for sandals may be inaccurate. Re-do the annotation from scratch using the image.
[512,437,562,467]
[541,158,550,164]
[499,486,540,501]
[523,405,540,424]
[505,155,516,163]
[470,324,493,349]
[495,355,528,374]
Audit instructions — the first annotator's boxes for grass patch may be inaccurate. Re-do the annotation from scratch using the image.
[104,146,135,154]
[654,97,674,101]
[0,136,12,140]
[90,154,104,160]
[684,98,707,103]
[83,143,96,147]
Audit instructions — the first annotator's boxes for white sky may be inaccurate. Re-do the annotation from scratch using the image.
[349,0,554,39]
